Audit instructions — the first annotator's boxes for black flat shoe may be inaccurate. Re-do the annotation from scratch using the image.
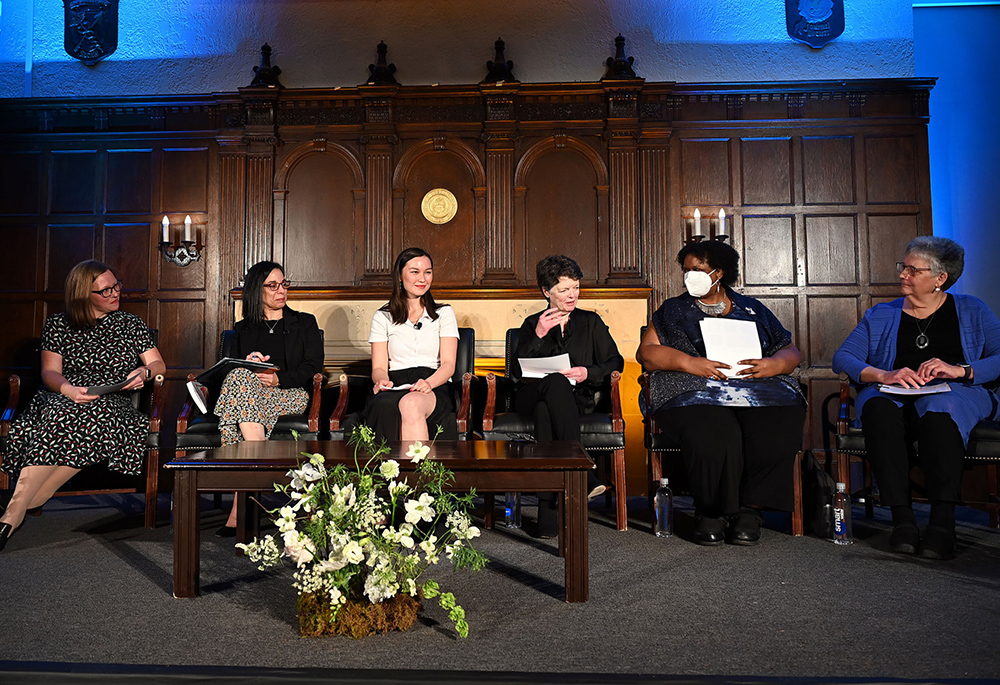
[693,515,726,546]
[918,525,955,560]
[26,506,43,517]
[726,509,762,546]
[214,525,237,538]
[534,502,559,539]
[0,521,14,552]
[889,523,919,554]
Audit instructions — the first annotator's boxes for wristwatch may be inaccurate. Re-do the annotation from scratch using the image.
[959,363,972,381]
[144,366,152,380]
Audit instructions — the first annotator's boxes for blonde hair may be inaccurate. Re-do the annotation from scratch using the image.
[65,260,112,329]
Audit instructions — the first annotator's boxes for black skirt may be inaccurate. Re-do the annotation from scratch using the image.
[358,366,458,442]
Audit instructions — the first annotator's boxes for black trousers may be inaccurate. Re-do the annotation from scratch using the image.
[514,373,582,442]
[654,403,805,515]
[860,396,965,506]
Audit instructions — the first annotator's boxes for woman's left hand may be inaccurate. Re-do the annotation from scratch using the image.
[736,357,783,379]
[255,370,279,387]
[409,378,433,394]
[122,367,147,390]
[560,366,589,383]
[917,357,965,381]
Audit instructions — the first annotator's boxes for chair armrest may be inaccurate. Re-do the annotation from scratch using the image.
[609,370,624,433]
[483,373,498,431]
[147,375,165,434]
[455,372,474,434]
[0,374,20,435]
[837,373,852,435]
[176,373,198,434]
[307,372,324,432]
[638,372,660,435]
[329,374,350,431]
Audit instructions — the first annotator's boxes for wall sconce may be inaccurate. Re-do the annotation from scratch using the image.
[684,208,731,244]
[159,215,203,267]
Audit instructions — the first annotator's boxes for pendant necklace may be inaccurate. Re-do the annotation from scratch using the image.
[913,298,943,350]
[265,318,280,334]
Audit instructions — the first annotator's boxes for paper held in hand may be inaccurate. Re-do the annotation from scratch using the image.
[518,353,576,385]
[86,371,143,396]
[878,383,952,396]
[698,318,762,379]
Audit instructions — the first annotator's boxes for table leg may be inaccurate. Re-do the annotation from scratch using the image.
[563,469,589,603]
[173,469,201,598]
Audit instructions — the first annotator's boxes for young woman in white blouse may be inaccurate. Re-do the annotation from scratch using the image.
[361,247,459,441]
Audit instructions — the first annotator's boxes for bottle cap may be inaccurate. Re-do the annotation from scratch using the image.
[660,477,669,486]
[836,482,846,492]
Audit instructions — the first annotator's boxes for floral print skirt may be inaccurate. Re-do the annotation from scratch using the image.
[214,367,308,445]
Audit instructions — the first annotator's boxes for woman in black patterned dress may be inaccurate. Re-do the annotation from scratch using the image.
[212,260,324,535]
[0,261,165,552]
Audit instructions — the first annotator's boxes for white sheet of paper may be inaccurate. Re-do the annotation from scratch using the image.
[518,353,576,385]
[698,318,762,379]
[878,383,951,396]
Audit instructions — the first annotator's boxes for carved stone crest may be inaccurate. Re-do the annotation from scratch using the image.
[786,0,844,49]
[64,0,118,65]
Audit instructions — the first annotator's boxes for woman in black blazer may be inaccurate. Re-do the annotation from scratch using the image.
[213,260,324,533]
[513,255,624,537]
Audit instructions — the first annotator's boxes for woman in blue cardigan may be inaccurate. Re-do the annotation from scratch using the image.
[833,236,1000,560]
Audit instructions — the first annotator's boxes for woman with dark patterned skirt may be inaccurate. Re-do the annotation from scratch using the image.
[1,260,166,552]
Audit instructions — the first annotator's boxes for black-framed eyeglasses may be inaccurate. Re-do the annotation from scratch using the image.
[92,280,123,298]
[263,280,292,292]
[896,262,935,277]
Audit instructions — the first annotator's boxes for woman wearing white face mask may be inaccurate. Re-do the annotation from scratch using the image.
[636,240,805,546]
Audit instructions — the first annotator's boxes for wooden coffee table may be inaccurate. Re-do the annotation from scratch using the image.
[165,440,594,602]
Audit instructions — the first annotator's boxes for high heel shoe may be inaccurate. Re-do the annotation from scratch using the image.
[0,521,14,552]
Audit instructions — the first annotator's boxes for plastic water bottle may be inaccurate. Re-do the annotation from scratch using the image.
[504,492,521,529]
[654,477,673,538]
[831,482,854,545]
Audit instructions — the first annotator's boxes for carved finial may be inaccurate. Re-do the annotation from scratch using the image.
[249,43,284,88]
[603,34,638,80]
[482,37,516,83]
[365,41,399,86]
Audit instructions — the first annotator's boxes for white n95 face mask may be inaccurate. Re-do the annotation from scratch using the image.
[683,269,719,298]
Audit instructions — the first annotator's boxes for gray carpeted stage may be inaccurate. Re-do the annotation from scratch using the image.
[1,494,998,684]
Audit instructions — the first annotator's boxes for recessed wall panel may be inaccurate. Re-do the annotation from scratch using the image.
[0,152,41,215]
[680,138,731,206]
[802,136,854,205]
[740,138,792,206]
[46,224,95,291]
[742,216,795,286]
[868,215,918,285]
[805,215,858,285]
[807,296,859,367]
[50,151,97,214]
[106,149,153,214]
[866,135,917,204]
[162,148,209,212]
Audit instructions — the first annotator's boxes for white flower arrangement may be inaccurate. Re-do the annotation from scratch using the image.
[237,425,487,638]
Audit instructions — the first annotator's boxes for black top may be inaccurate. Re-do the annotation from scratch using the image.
[513,308,624,413]
[894,294,965,371]
[231,308,324,390]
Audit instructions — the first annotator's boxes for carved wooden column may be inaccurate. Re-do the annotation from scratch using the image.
[217,135,247,328]
[639,134,671,308]
[481,86,520,283]
[238,87,281,272]
[605,84,643,282]
[359,86,399,280]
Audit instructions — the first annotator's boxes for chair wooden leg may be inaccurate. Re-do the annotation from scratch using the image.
[144,448,159,529]
[613,448,627,531]
[791,450,803,536]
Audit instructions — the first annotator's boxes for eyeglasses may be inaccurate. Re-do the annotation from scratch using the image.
[263,280,292,292]
[896,262,936,277]
[92,280,123,298]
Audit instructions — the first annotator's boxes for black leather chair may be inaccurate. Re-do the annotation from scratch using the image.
[835,374,1000,527]
[330,327,476,441]
[481,327,627,531]
[176,330,325,450]
[639,370,804,536]
[0,335,167,529]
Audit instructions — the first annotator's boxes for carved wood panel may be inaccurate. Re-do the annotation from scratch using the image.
[50,151,97,214]
[867,214,918,285]
[740,138,793,206]
[802,136,855,205]
[106,149,152,215]
[865,135,917,204]
[805,215,858,285]
[0,152,41,215]
[742,215,796,286]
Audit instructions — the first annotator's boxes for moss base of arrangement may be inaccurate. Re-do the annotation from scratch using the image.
[298,592,422,639]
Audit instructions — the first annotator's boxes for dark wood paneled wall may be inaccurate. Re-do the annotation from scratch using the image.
[0,79,934,450]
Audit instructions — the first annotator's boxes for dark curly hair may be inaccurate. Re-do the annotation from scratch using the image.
[676,240,739,288]
[536,255,584,293]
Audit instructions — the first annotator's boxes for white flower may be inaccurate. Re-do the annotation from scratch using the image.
[388,480,410,498]
[405,578,417,596]
[404,492,436,524]
[419,534,438,556]
[379,459,400,479]
[406,441,430,463]
[288,462,325,491]
[308,452,325,467]
[329,585,346,606]
[282,530,315,567]
[343,540,365,564]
